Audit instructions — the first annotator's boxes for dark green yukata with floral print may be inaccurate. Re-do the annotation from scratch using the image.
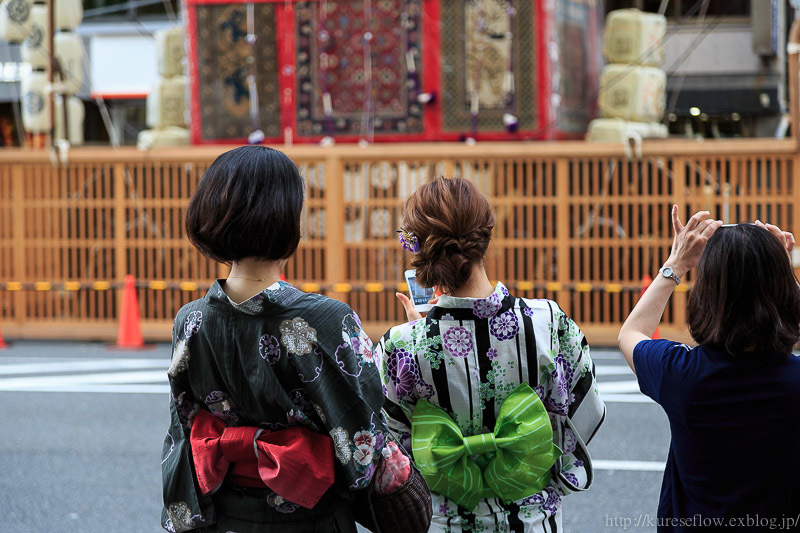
[161,280,387,533]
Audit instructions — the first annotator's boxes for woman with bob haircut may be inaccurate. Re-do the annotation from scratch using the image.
[375,177,606,532]
[161,146,426,533]
[618,206,800,532]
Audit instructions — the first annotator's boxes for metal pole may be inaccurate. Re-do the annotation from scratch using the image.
[47,0,54,148]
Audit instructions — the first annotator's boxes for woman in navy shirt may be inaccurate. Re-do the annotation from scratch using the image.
[618,206,800,532]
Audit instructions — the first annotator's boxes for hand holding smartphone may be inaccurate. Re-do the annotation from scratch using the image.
[404,269,435,313]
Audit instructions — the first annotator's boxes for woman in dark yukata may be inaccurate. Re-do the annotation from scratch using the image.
[160,146,414,532]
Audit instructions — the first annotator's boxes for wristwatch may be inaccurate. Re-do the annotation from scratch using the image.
[658,266,681,286]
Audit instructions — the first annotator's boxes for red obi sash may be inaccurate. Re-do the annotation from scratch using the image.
[190,409,335,509]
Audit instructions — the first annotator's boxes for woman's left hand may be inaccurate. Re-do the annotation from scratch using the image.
[396,292,439,323]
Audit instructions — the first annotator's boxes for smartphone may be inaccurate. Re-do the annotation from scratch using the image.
[404,269,435,313]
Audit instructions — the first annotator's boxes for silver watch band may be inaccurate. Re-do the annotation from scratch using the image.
[659,266,681,285]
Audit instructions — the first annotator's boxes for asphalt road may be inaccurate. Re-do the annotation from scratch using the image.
[0,342,669,533]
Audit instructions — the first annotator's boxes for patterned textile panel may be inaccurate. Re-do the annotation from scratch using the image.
[440,0,537,133]
[555,0,603,134]
[194,4,280,142]
[294,0,423,138]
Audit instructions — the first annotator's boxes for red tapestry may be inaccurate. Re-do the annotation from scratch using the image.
[294,0,423,139]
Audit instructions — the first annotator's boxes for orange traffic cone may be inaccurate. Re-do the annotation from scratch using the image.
[0,320,8,350]
[640,274,660,339]
[111,275,151,350]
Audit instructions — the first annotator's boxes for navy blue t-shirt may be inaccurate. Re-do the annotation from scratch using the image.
[634,339,800,532]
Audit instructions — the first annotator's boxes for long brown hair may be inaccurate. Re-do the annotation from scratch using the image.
[687,224,800,357]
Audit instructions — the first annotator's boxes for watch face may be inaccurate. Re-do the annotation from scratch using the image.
[662,267,673,276]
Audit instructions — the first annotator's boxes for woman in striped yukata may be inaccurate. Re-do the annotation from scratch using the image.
[375,177,606,533]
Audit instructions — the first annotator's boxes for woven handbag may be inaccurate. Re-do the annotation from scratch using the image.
[365,464,432,533]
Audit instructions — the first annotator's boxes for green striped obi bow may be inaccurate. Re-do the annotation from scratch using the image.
[411,383,561,511]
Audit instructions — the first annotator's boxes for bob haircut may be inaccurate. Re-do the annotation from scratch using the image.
[185,145,304,264]
[688,224,800,357]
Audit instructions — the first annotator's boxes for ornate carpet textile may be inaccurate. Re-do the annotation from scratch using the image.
[195,4,280,141]
[294,0,423,137]
[440,0,538,133]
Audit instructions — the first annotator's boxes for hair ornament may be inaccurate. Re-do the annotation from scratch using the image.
[397,228,420,253]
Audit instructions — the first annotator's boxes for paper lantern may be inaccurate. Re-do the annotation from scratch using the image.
[586,118,668,142]
[21,3,48,70]
[598,65,666,123]
[54,95,84,145]
[55,0,81,30]
[0,0,34,43]
[137,127,190,149]
[55,31,84,94]
[604,9,667,67]
[146,76,187,128]
[20,69,50,132]
[155,26,184,78]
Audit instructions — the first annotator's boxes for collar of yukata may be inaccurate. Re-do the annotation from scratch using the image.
[436,282,510,309]
[207,279,294,310]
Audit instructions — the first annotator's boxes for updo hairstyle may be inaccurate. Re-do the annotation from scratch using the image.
[402,177,495,293]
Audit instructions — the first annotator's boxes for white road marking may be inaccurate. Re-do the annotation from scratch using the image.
[593,459,665,472]
[597,380,641,394]
[0,358,653,404]
[0,359,167,375]
[0,357,169,393]
[588,352,624,360]
[0,370,167,388]
[0,384,169,394]
[600,393,655,404]
[595,366,635,376]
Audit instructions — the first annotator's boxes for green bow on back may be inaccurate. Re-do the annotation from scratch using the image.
[411,382,561,511]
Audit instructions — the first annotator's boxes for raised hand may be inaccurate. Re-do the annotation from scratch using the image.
[395,292,439,323]
[666,205,722,277]
[754,220,795,256]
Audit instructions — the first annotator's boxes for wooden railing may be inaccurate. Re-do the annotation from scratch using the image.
[0,138,797,345]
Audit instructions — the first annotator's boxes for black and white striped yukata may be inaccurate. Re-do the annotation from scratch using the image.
[375,283,606,532]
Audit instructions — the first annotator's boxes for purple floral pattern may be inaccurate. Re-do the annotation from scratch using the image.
[490,310,519,340]
[258,334,281,364]
[205,391,239,423]
[442,326,473,358]
[563,472,579,488]
[472,292,502,319]
[386,349,419,398]
[486,348,498,361]
[174,391,198,429]
[553,353,574,398]
[563,427,578,454]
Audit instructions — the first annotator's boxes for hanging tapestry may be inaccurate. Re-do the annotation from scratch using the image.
[294,0,423,138]
[440,0,538,133]
[193,4,280,141]
[555,0,603,134]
